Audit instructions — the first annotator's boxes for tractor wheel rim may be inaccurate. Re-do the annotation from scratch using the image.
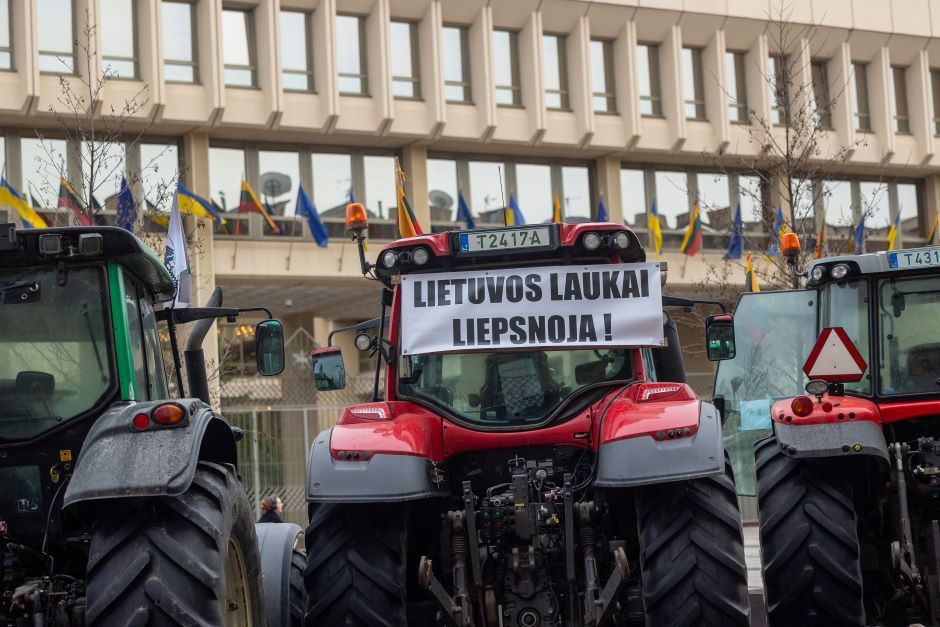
[224,537,253,627]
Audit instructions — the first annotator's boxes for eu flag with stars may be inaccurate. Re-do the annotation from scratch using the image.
[456,191,475,229]
[723,203,743,260]
[296,184,329,248]
[116,176,137,232]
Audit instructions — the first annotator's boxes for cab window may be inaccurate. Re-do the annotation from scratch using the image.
[819,279,870,394]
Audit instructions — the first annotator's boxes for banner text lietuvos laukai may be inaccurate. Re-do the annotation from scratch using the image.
[400,264,664,355]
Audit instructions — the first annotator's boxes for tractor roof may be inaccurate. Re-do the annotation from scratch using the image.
[807,245,940,287]
[0,225,175,300]
[374,223,645,280]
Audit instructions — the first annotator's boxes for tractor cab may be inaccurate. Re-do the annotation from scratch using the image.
[716,245,940,493]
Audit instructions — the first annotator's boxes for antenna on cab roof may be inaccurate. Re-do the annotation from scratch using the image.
[498,166,507,227]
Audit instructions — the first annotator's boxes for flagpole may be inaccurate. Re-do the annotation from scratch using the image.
[681,253,689,278]
[286,237,294,271]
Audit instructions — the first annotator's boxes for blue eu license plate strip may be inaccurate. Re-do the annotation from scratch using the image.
[888,247,940,269]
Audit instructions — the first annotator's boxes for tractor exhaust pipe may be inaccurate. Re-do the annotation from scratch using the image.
[184,287,223,404]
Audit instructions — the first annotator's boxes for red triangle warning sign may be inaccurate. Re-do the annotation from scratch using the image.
[803,327,868,383]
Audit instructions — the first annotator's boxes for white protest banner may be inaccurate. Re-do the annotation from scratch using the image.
[400,263,664,355]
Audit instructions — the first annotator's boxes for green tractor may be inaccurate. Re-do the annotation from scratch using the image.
[0,225,302,626]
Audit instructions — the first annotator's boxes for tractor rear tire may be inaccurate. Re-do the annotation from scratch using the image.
[289,548,305,626]
[755,437,864,626]
[636,458,750,626]
[304,503,408,626]
[84,461,265,626]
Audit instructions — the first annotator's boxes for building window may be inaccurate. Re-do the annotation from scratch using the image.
[140,142,180,211]
[222,8,257,87]
[310,153,353,214]
[726,51,747,123]
[682,47,706,120]
[38,0,74,73]
[927,70,940,140]
[852,63,870,132]
[21,137,66,209]
[516,164,552,221]
[390,21,420,99]
[427,158,459,221]
[468,160,508,221]
[591,39,615,113]
[336,15,367,95]
[493,30,521,106]
[562,166,591,220]
[769,54,787,126]
[893,66,910,134]
[811,60,832,129]
[258,151,300,215]
[364,156,396,218]
[443,26,471,103]
[209,147,246,212]
[163,1,198,83]
[620,168,646,225]
[543,34,569,110]
[0,0,12,70]
[280,11,313,92]
[637,44,662,117]
[101,0,137,78]
[653,171,689,229]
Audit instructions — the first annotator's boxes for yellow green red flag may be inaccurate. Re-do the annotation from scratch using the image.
[396,161,423,238]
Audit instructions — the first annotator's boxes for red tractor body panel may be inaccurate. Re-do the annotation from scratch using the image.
[771,396,940,427]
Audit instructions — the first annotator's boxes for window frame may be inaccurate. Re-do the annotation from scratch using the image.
[38,0,76,75]
[443,24,472,104]
[637,43,663,118]
[280,9,314,93]
[222,6,259,88]
[682,46,706,121]
[336,14,369,96]
[853,62,871,132]
[101,0,139,79]
[932,69,940,137]
[0,0,13,71]
[543,33,570,111]
[493,28,522,107]
[727,51,748,124]
[811,59,832,129]
[390,19,421,100]
[590,38,616,114]
[163,0,199,84]
[892,65,911,135]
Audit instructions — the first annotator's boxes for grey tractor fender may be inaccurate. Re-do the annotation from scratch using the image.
[773,420,890,463]
[63,399,237,509]
[594,401,724,488]
[306,428,449,503]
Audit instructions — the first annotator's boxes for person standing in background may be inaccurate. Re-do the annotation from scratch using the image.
[258,495,284,523]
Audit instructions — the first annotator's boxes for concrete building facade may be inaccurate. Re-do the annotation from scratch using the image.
[2,0,940,522]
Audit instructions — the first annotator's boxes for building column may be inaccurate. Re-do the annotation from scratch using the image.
[401,143,431,232]
[595,155,623,223]
[180,130,221,403]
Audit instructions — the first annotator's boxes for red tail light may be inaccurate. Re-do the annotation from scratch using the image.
[791,396,814,417]
[132,413,150,430]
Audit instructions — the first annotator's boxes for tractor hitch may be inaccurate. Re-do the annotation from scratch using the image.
[418,556,474,627]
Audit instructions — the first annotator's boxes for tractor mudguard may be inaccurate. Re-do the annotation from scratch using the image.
[774,420,889,462]
[594,401,724,487]
[306,428,448,503]
[63,399,236,508]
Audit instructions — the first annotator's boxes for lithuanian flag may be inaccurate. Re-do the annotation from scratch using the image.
[238,180,280,234]
[0,178,46,229]
[57,178,91,226]
[679,206,702,256]
[552,194,561,224]
[745,253,760,292]
[396,161,423,238]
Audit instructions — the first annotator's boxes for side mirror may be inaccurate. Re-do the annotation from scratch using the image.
[255,320,285,376]
[705,314,736,361]
[311,347,346,391]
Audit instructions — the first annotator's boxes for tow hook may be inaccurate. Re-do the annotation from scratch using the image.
[418,556,474,627]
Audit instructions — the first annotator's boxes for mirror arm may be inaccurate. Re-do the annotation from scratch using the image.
[662,296,728,313]
[236,306,274,319]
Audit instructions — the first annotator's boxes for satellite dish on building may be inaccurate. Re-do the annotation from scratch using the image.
[260,172,292,199]
[429,189,454,211]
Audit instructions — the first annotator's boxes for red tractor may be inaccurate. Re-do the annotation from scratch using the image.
[714,245,940,625]
[307,204,750,627]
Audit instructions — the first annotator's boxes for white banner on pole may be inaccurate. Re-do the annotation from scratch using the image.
[400,263,664,355]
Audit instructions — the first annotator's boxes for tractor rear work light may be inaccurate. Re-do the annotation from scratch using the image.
[38,234,63,256]
[612,231,631,250]
[582,232,602,251]
[831,263,849,280]
[78,233,104,255]
[791,395,814,417]
[411,246,430,265]
[380,250,398,268]
[810,266,826,281]
[345,202,369,235]
[152,403,186,426]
